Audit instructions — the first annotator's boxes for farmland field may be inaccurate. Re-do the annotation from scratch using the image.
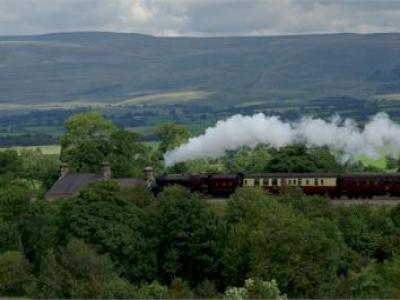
[0,144,61,155]
[0,142,160,155]
[358,155,388,170]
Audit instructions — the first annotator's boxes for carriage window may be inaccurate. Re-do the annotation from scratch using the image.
[320,179,324,185]
[272,179,277,185]
[314,179,319,186]
[298,179,302,186]
[293,179,297,185]
[255,179,260,186]
[306,179,310,185]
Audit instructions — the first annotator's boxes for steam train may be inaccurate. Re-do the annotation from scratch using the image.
[155,173,400,199]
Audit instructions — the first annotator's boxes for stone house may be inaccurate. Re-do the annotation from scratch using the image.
[46,161,154,200]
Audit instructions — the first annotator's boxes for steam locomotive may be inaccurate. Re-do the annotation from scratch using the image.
[155,173,400,199]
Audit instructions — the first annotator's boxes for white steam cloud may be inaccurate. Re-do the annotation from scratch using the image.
[164,113,400,166]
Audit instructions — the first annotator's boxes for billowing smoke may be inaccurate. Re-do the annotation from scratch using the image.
[164,112,400,166]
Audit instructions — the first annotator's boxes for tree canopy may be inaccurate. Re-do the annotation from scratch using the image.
[60,112,151,176]
[156,123,191,154]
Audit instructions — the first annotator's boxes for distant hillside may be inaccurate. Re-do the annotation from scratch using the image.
[1,32,400,107]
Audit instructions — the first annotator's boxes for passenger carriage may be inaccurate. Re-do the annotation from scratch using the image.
[243,173,339,197]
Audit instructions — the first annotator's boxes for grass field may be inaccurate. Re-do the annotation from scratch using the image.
[373,93,400,101]
[119,90,212,106]
[0,142,160,155]
[0,90,211,113]
[0,145,61,155]
[357,155,388,170]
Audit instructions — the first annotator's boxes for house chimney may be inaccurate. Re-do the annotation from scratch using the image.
[101,161,111,179]
[143,166,154,187]
[60,163,69,178]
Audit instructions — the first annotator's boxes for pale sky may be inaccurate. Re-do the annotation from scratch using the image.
[1,0,400,36]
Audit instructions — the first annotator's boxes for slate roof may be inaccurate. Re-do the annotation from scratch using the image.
[46,173,101,200]
[115,178,146,187]
[46,173,147,200]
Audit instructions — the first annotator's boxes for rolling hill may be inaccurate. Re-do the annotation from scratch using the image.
[1,32,400,107]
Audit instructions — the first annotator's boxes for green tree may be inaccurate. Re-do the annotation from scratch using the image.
[381,255,400,297]
[60,112,116,172]
[106,276,137,299]
[156,123,191,154]
[0,149,22,177]
[224,278,287,300]
[0,181,31,222]
[0,218,21,253]
[136,281,169,299]
[194,279,219,299]
[59,239,120,298]
[348,261,382,298]
[185,159,225,173]
[377,229,400,260]
[265,144,342,173]
[0,251,33,297]
[336,205,394,258]
[222,146,271,173]
[20,201,59,268]
[60,113,150,176]
[390,203,400,227]
[168,278,193,299]
[127,185,156,208]
[35,250,63,298]
[222,188,270,287]
[108,129,150,177]
[279,193,334,219]
[249,206,345,297]
[308,146,343,172]
[226,187,269,224]
[59,181,156,281]
[385,156,397,170]
[154,186,218,285]
[20,148,59,190]
[224,189,347,297]
[35,241,136,299]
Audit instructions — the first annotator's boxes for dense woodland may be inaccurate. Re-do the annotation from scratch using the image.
[2,112,400,298]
